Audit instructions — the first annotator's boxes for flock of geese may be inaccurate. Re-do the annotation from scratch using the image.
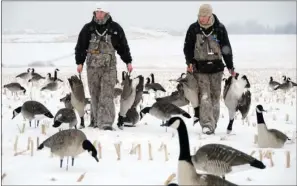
[2,68,294,185]
[269,75,297,92]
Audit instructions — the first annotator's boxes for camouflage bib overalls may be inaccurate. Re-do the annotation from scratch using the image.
[86,29,117,128]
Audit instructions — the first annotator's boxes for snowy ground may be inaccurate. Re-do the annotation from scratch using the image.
[1,66,296,185]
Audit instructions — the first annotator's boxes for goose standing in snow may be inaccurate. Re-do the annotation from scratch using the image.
[164,117,238,186]
[283,76,297,86]
[52,108,78,129]
[282,75,287,84]
[140,101,191,127]
[191,144,266,180]
[176,72,200,125]
[145,73,166,93]
[155,83,189,107]
[68,75,86,129]
[117,73,140,130]
[256,104,291,148]
[16,68,32,81]
[12,100,54,127]
[40,80,59,92]
[274,77,293,92]
[47,69,63,83]
[3,82,26,96]
[268,77,280,90]
[223,73,251,134]
[28,74,46,84]
[37,129,98,170]
[30,68,44,80]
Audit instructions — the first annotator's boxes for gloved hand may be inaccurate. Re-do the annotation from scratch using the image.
[77,64,83,73]
[127,63,133,73]
[187,63,193,73]
[228,68,236,77]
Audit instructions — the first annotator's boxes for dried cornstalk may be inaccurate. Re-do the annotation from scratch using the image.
[14,149,28,156]
[254,135,258,144]
[14,136,19,152]
[137,144,142,160]
[27,137,31,150]
[148,142,153,160]
[77,172,86,182]
[98,142,102,159]
[164,173,176,185]
[259,150,263,161]
[286,151,290,168]
[30,140,34,156]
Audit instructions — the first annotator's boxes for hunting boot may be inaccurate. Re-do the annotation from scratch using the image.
[117,114,124,130]
[193,106,200,125]
[88,113,96,128]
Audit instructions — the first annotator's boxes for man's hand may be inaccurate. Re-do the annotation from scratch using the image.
[127,63,133,73]
[77,64,83,73]
[187,63,193,73]
[228,68,236,77]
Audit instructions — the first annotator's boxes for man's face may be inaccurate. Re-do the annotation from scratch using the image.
[95,10,107,20]
[199,16,210,24]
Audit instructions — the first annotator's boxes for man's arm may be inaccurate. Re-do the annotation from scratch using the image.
[75,24,90,65]
[183,24,196,65]
[113,22,132,64]
[220,25,234,70]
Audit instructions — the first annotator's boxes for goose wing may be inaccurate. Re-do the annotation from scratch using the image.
[155,101,189,117]
[54,108,75,123]
[24,101,52,115]
[237,90,252,119]
[268,129,290,140]
[200,174,238,186]
[223,76,233,100]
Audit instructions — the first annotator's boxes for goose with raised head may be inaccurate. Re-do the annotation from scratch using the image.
[274,77,293,92]
[164,117,238,186]
[223,73,251,134]
[256,104,291,148]
[117,73,140,130]
[37,129,98,170]
[145,73,166,92]
[12,100,54,127]
[68,75,86,129]
[16,68,32,81]
[268,77,281,90]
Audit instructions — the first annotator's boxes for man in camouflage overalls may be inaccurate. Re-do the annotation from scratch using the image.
[183,4,236,135]
[75,4,133,130]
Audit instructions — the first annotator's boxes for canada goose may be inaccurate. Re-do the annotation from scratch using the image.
[284,76,297,86]
[117,73,140,130]
[131,75,145,109]
[282,75,287,84]
[52,108,77,129]
[16,68,31,80]
[37,129,98,170]
[3,82,26,96]
[164,117,238,186]
[192,143,266,180]
[47,69,63,83]
[269,77,281,90]
[169,72,186,82]
[30,68,44,80]
[256,104,291,148]
[60,93,74,109]
[176,72,199,125]
[68,75,86,129]
[223,73,251,134]
[140,101,191,126]
[123,107,140,127]
[155,83,189,107]
[40,81,58,91]
[12,100,54,127]
[28,74,46,83]
[274,77,293,92]
[145,73,166,92]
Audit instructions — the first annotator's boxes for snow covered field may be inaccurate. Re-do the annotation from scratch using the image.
[1,35,297,185]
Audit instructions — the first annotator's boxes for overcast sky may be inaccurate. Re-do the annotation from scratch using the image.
[2,1,296,34]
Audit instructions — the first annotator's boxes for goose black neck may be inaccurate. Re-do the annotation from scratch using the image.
[146,78,150,84]
[54,70,57,81]
[176,119,192,161]
[256,112,265,125]
[151,74,155,83]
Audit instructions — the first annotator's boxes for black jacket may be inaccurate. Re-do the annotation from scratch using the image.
[75,16,132,65]
[183,14,234,72]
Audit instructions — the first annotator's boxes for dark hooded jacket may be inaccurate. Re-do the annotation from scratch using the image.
[75,16,132,65]
[183,14,234,73]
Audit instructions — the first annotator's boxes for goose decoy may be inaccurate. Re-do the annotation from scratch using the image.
[30,68,44,80]
[47,69,63,83]
[274,77,293,92]
[16,68,31,80]
[155,83,189,107]
[282,75,287,84]
[40,81,58,91]
[140,100,191,126]
[192,144,266,180]
[164,117,238,186]
[268,77,281,90]
[68,75,86,129]
[256,104,291,148]
[145,73,166,92]
[12,100,54,127]
[223,73,251,134]
[169,72,186,82]
[52,108,78,129]
[176,72,199,125]
[285,76,297,86]
[37,129,98,170]
[53,68,64,82]
[3,82,26,96]
[117,73,140,130]
[28,74,46,83]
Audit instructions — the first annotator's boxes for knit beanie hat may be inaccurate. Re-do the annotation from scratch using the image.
[198,4,213,17]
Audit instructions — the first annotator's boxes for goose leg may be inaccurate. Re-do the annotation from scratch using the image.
[60,159,63,168]
[72,157,74,166]
[66,156,69,171]
[29,120,32,127]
